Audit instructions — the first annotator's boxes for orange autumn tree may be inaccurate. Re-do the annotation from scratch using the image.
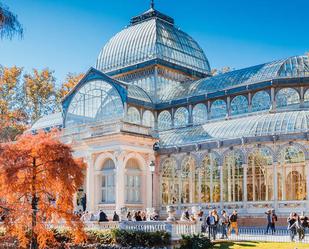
[0,131,87,249]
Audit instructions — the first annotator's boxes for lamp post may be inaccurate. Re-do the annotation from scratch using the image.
[149,161,155,209]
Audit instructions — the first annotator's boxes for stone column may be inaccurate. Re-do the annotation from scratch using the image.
[207,101,211,120]
[243,164,248,210]
[86,154,95,212]
[188,104,193,125]
[306,161,309,208]
[154,111,158,131]
[273,161,278,209]
[115,153,125,213]
[219,165,224,209]
[300,86,304,108]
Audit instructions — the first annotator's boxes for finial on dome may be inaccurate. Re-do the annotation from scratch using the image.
[150,0,154,9]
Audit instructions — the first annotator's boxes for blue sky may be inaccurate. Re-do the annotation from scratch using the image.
[1,0,308,86]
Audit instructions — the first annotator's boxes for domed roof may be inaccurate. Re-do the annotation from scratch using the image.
[96,8,211,75]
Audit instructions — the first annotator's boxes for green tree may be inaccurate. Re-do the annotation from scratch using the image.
[0,2,23,39]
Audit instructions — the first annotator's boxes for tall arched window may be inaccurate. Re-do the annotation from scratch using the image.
[180,157,195,204]
[174,107,189,128]
[65,80,124,127]
[278,146,306,201]
[193,103,207,125]
[210,99,227,119]
[247,148,273,201]
[161,158,178,205]
[223,151,244,202]
[100,159,115,203]
[199,154,220,203]
[158,111,172,130]
[231,95,248,115]
[125,159,141,203]
[127,107,141,124]
[142,110,155,128]
[252,91,271,112]
[276,88,300,109]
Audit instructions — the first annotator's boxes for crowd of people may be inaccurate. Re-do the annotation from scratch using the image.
[287,212,309,242]
[180,208,239,240]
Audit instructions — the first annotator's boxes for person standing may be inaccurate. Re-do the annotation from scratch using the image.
[271,209,278,234]
[287,212,297,242]
[220,210,229,239]
[206,211,215,240]
[264,209,272,234]
[228,210,239,236]
[112,211,120,221]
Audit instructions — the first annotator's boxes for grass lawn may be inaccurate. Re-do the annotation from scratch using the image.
[214,241,309,249]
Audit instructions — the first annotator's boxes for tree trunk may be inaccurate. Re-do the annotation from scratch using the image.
[30,157,38,249]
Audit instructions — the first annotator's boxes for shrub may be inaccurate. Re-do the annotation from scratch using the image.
[111,229,171,247]
[51,228,74,243]
[178,234,213,249]
[86,229,113,245]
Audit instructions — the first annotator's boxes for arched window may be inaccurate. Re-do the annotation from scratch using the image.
[161,158,178,205]
[247,148,273,201]
[100,159,115,203]
[127,107,141,124]
[66,80,124,127]
[198,154,220,203]
[223,151,244,202]
[252,91,271,112]
[180,157,195,204]
[142,110,155,128]
[174,107,189,128]
[125,159,141,203]
[276,88,300,109]
[231,95,249,116]
[193,103,207,125]
[278,146,306,201]
[158,111,172,130]
[210,99,227,119]
[304,89,309,107]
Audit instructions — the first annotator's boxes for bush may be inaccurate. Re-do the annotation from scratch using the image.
[178,234,213,249]
[111,229,171,247]
[51,228,74,243]
[86,229,113,245]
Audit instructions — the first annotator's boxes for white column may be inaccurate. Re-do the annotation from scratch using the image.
[86,155,95,212]
[273,162,278,209]
[115,156,125,213]
[306,161,309,208]
[219,165,224,209]
[146,162,152,208]
[243,164,248,209]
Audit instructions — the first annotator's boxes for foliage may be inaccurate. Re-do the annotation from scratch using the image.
[178,234,213,249]
[0,132,87,249]
[57,73,84,100]
[86,229,113,245]
[111,229,170,247]
[23,69,57,124]
[0,2,23,39]
[0,227,5,237]
[0,66,26,142]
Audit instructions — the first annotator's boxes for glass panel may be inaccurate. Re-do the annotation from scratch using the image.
[276,88,300,109]
[142,110,155,128]
[192,103,207,125]
[231,95,249,116]
[210,99,227,119]
[66,80,123,127]
[126,107,141,124]
[252,91,271,112]
[158,111,172,130]
[174,107,189,128]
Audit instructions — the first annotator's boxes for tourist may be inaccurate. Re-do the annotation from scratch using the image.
[127,211,132,221]
[99,210,108,222]
[141,211,147,221]
[271,209,278,234]
[134,211,142,221]
[206,210,218,240]
[212,209,219,240]
[112,211,119,221]
[89,212,96,221]
[287,212,297,241]
[80,211,90,222]
[220,210,229,239]
[180,210,190,221]
[228,210,239,236]
[298,216,306,241]
[264,209,272,234]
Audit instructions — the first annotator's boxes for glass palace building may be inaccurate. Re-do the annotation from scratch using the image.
[33,6,309,218]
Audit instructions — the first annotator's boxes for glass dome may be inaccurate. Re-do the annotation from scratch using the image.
[65,80,124,127]
[96,8,211,75]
